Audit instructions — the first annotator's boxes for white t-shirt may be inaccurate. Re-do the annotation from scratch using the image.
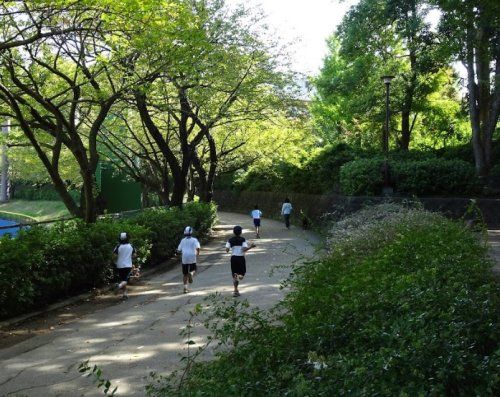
[113,243,135,269]
[251,209,262,219]
[225,236,248,256]
[281,202,293,215]
[177,237,201,264]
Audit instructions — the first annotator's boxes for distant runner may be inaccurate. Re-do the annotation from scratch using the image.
[251,205,263,238]
[281,198,293,229]
[177,226,201,294]
[225,225,255,297]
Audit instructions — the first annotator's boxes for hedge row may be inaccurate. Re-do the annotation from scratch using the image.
[340,157,480,196]
[152,204,499,396]
[11,180,80,201]
[0,202,217,319]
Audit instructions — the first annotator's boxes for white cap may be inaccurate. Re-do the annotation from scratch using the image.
[120,232,127,241]
[184,226,193,235]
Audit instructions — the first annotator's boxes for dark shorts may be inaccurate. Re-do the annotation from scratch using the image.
[253,218,261,227]
[231,256,246,276]
[182,263,197,275]
[118,267,132,282]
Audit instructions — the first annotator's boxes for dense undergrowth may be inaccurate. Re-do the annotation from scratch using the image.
[149,203,499,396]
[0,202,217,320]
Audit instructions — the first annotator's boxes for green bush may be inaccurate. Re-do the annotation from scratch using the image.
[11,180,80,201]
[0,202,217,319]
[152,205,499,396]
[340,157,480,196]
[0,220,150,318]
[132,202,217,264]
[236,144,362,194]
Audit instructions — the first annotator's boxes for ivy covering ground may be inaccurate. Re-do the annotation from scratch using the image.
[149,203,499,396]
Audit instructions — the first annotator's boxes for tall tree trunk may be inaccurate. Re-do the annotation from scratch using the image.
[400,110,411,151]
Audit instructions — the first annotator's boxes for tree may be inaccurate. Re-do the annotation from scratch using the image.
[0,0,189,221]
[437,0,499,176]
[312,0,456,150]
[126,0,291,205]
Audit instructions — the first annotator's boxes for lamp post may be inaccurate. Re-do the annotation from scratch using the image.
[381,75,394,195]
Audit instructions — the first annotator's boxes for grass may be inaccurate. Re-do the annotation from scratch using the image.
[0,200,70,222]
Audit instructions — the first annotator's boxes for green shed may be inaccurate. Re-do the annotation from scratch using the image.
[96,162,141,213]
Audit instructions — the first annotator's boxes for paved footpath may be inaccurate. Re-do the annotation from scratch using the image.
[0,212,319,397]
[489,229,500,277]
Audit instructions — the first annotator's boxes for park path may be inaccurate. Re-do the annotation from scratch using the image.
[0,212,320,397]
[489,229,500,277]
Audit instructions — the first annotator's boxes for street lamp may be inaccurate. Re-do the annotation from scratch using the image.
[380,75,394,195]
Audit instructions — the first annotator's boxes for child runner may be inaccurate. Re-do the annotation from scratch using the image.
[113,232,137,300]
[251,205,263,238]
[225,225,256,297]
[177,226,201,294]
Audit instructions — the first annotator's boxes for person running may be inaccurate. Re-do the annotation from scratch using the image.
[177,226,201,294]
[281,198,293,229]
[225,225,255,297]
[251,205,263,238]
[113,232,137,300]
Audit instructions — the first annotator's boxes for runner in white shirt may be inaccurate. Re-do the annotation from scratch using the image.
[250,204,263,238]
[113,232,137,299]
[177,226,201,294]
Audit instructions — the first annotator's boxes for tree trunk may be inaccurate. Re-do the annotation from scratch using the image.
[400,110,411,151]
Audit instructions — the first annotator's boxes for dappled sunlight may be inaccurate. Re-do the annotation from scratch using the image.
[0,212,319,396]
[91,350,156,363]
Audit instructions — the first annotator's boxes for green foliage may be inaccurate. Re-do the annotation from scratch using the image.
[11,180,80,202]
[340,157,480,196]
[132,202,217,264]
[78,360,117,396]
[236,144,362,194]
[0,202,216,319]
[150,205,499,396]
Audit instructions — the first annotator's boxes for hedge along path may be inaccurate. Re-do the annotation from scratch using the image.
[0,211,320,397]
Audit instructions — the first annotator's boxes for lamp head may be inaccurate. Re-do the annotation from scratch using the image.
[381,75,395,84]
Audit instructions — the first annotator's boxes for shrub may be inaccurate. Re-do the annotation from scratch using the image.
[0,202,217,319]
[0,220,150,318]
[132,202,217,264]
[339,157,385,195]
[150,205,499,396]
[340,157,480,196]
[11,180,80,201]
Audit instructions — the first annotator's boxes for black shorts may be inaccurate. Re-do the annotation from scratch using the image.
[253,218,261,227]
[118,267,132,282]
[231,256,246,276]
[182,263,197,275]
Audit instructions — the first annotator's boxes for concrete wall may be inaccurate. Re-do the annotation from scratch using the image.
[213,191,500,228]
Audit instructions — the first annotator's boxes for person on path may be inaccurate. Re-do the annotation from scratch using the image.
[177,226,201,294]
[113,232,137,299]
[251,205,263,238]
[281,198,293,229]
[225,225,256,297]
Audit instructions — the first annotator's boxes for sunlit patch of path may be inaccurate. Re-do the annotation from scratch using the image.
[0,212,320,397]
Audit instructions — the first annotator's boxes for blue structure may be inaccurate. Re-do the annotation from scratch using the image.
[0,218,20,237]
